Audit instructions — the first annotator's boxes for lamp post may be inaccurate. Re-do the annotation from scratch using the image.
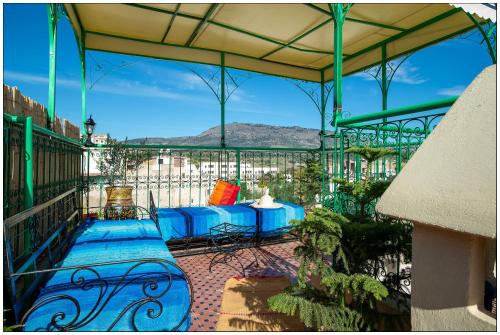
[84,115,96,145]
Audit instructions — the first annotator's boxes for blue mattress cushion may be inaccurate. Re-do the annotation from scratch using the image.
[157,208,189,240]
[158,205,257,240]
[243,201,305,236]
[23,219,191,332]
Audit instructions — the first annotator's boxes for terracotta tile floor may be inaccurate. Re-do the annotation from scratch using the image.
[175,241,300,331]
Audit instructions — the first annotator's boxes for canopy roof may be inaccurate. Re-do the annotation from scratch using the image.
[64,3,480,82]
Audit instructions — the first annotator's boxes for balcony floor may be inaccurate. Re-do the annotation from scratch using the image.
[175,241,300,331]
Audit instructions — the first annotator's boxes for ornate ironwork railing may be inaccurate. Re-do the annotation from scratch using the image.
[16,258,193,332]
[4,188,81,322]
[3,115,82,219]
[322,110,445,301]
[83,146,333,214]
[326,110,445,215]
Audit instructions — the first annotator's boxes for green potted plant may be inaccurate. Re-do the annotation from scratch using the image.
[97,135,150,213]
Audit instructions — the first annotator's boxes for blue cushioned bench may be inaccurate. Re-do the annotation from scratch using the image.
[157,201,304,241]
[23,219,192,331]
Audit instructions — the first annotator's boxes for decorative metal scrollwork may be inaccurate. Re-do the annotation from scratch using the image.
[19,258,193,332]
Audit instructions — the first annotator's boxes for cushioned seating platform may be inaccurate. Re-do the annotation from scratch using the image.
[24,219,191,332]
[158,201,304,241]
[158,205,257,240]
[244,201,305,236]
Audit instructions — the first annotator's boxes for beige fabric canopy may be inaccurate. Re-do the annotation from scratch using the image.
[64,3,479,82]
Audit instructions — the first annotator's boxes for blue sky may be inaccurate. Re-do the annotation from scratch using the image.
[4,4,492,140]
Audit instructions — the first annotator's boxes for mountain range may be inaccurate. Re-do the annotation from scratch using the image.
[128,122,333,148]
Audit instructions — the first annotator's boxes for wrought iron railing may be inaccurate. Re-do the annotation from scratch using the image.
[16,258,193,332]
[322,110,446,301]
[83,146,335,214]
[326,110,445,215]
[3,114,82,219]
[4,188,81,322]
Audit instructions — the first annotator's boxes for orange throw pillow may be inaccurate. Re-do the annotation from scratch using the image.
[208,180,240,206]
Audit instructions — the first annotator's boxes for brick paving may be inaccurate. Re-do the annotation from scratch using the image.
[175,241,300,331]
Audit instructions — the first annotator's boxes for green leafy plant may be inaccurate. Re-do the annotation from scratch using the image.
[331,146,411,276]
[296,155,323,209]
[97,135,151,186]
[268,146,412,330]
[268,208,388,331]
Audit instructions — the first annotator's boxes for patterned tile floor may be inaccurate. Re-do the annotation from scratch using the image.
[175,241,300,331]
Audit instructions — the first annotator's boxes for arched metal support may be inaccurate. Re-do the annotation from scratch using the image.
[465,12,496,64]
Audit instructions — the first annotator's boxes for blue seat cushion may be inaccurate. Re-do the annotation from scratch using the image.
[23,219,191,332]
[242,201,305,236]
[157,208,189,240]
[158,205,257,240]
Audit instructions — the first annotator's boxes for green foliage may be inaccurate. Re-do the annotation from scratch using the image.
[268,288,365,331]
[268,208,388,331]
[345,146,396,164]
[97,135,152,186]
[333,146,412,306]
[296,155,323,208]
[266,174,301,204]
[269,146,412,330]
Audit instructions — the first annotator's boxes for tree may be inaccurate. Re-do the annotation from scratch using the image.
[296,155,323,209]
[96,135,152,186]
[332,146,412,295]
[267,208,388,330]
[268,146,412,330]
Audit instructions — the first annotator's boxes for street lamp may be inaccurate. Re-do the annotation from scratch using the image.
[84,115,96,145]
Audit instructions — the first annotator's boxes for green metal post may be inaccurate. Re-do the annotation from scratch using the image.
[236,149,241,203]
[381,44,388,178]
[80,47,87,136]
[320,70,326,204]
[331,3,345,129]
[24,117,34,252]
[47,4,58,129]
[220,53,226,148]
[86,148,90,213]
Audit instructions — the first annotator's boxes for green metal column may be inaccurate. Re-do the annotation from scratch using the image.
[330,3,349,129]
[236,149,241,203]
[220,53,226,148]
[381,44,388,178]
[80,46,87,136]
[320,70,326,204]
[47,4,58,129]
[24,117,33,252]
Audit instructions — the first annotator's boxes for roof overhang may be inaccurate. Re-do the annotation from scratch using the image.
[64,3,483,82]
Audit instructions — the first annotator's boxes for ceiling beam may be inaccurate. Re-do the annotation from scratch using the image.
[321,7,462,71]
[260,18,333,59]
[305,3,406,32]
[161,3,181,43]
[186,3,219,46]
[126,4,335,57]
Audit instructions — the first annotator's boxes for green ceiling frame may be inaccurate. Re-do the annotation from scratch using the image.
[464,12,496,64]
[161,3,180,43]
[305,3,407,32]
[66,3,478,84]
[322,7,463,72]
[185,3,219,47]
[127,3,336,57]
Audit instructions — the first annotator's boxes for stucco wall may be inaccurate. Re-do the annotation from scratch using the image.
[412,223,496,331]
